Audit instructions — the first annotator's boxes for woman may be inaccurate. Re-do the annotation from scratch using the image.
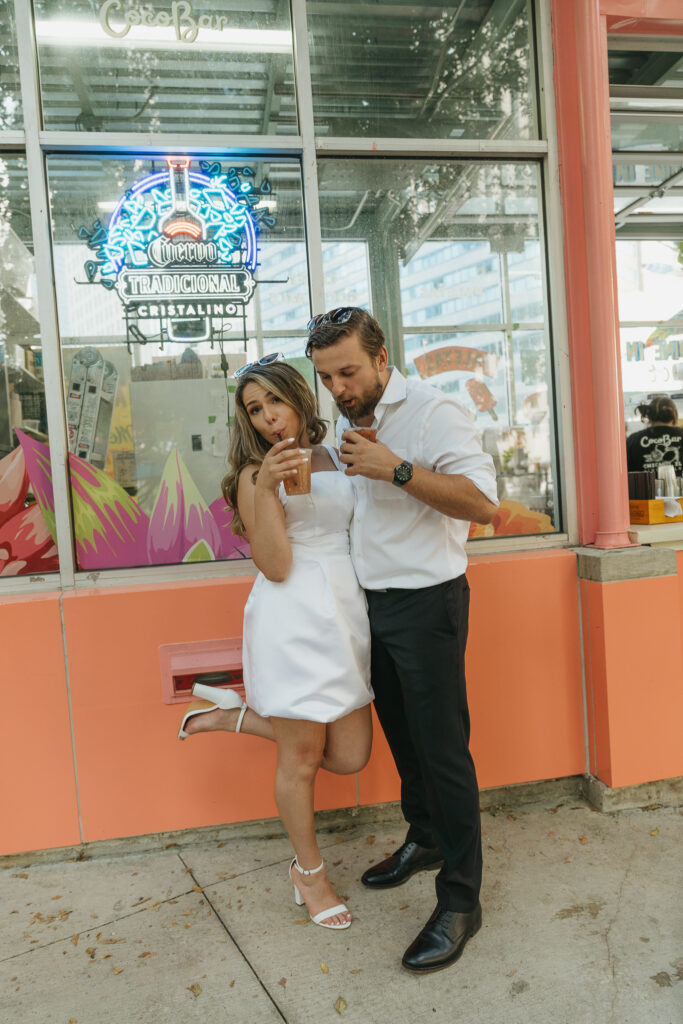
[626,395,683,478]
[178,358,373,930]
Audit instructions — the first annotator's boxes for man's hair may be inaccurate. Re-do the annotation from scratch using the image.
[305,308,386,360]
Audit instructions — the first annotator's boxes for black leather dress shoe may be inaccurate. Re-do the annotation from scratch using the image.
[401,902,482,973]
[361,841,444,889]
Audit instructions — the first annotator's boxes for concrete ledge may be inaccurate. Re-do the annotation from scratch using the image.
[0,777,583,867]
[580,774,683,812]
[574,545,678,582]
[5,774,680,867]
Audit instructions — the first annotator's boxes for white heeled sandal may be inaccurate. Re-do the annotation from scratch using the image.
[177,683,248,740]
[289,857,351,930]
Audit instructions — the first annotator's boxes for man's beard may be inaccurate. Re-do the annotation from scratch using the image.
[336,376,384,423]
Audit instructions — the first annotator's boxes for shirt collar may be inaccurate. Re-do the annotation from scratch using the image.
[376,366,406,411]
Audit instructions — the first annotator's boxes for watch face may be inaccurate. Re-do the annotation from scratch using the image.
[393,461,413,485]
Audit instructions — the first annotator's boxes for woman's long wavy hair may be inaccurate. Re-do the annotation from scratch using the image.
[221,361,327,537]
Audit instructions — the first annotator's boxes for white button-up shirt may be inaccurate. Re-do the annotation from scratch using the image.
[336,368,499,589]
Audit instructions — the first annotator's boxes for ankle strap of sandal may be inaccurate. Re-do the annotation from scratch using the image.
[293,857,324,876]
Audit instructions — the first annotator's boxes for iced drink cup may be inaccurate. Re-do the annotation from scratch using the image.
[283,448,312,495]
[355,428,377,442]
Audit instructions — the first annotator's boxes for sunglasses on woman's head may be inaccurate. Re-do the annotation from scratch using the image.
[306,307,358,332]
[233,352,284,378]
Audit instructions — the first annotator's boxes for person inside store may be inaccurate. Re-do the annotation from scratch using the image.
[626,395,683,478]
[307,307,498,974]
[178,357,374,931]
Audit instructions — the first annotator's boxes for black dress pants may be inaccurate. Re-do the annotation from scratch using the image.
[365,576,482,912]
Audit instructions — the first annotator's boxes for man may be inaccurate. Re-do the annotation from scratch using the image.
[306,307,498,974]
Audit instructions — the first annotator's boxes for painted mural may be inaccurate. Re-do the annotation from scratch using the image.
[0,431,249,575]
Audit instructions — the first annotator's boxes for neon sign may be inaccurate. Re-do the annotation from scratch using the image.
[78,157,275,346]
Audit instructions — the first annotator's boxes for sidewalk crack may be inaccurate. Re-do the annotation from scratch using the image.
[179,853,288,1023]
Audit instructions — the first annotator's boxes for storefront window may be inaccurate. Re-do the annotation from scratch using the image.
[47,154,308,569]
[618,238,683,431]
[34,0,297,134]
[0,1,22,129]
[307,0,536,140]
[318,158,558,538]
[0,156,59,577]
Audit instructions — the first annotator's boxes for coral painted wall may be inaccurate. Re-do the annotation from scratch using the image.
[1,550,586,856]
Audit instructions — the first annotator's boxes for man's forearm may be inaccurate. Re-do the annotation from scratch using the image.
[402,466,497,524]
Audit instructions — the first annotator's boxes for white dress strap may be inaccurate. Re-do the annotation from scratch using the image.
[324,444,344,472]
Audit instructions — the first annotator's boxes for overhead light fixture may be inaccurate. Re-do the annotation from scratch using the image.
[35,17,292,53]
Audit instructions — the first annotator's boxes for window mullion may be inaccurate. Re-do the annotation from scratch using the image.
[14,0,76,587]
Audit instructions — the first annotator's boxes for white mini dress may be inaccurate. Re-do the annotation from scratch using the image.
[242,447,373,722]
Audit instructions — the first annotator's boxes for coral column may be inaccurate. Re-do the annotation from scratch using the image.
[553,0,633,547]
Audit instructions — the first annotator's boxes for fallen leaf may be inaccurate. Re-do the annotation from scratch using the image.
[564,856,573,863]
[12,874,28,879]
[399,904,409,910]
[334,996,347,1014]
[192,885,203,893]
[113,967,123,975]
[650,828,659,836]
[164,843,179,849]
[366,835,376,845]
[51,895,63,901]
[138,952,156,959]
[578,835,588,845]
[99,954,112,960]
[278,977,287,987]
[100,937,125,945]
[549,807,560,814]
[294,918,308,925]
[333,860,343,866]
[507,970,517,977]
[71,935,79,946]
[85,948,96,957]
[187,983,202,997]
[488,845,503,852]
[229,980,235,988]
[217,842,226,848]
[507,814,518,821]
[321,962,329,974]
[349,969,362,974]
[131,897,151,907]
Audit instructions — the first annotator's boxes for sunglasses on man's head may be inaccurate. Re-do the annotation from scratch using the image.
[306,307,358,332]
[233,352,284,378]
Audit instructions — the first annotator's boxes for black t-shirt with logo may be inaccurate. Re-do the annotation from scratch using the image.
[626,425,683,476]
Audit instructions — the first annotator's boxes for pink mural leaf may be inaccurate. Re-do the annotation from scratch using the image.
[209,496,251,560]
[0,446,29,530]
[0,504,59,577]
[148,450,221,564]
[15,430,57,542]
[68,454,150,569]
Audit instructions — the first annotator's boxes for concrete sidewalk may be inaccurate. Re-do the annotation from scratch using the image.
[1,792,681,1024]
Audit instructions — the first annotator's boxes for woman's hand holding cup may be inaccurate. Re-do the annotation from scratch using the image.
[257,437,311,493]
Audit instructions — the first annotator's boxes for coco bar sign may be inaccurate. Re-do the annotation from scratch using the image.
[78,157,274,347]
[99,0,289,44]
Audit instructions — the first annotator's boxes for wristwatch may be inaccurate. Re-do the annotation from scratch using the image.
[392,460,413,487]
